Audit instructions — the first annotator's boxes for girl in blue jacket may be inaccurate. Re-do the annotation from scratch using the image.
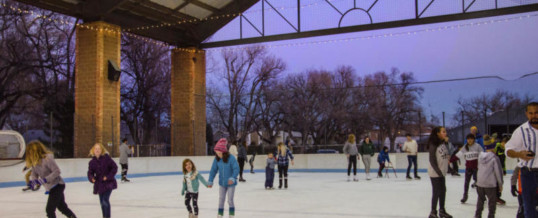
[377,146,391,177]
[208,138,240,218]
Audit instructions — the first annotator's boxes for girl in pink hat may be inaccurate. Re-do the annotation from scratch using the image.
[208,138,240,218]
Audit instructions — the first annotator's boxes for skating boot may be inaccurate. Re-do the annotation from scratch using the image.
[366,173,371,180]
[278,179,282,189]
[429,210,439,218]
[460,195,468,203]
[496,198,506,205]
[284,178,288,189]
[353,175,358,182]
[406,175,412,180]
[439,209,452,218]
[414,175,421,180]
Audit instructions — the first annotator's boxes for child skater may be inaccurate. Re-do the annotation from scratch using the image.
[265,152,277,189]
[25,140,77,218]
[474,146,503,218]
[181,159,208,218]
[87,143,118,218]
[208,138,239,218]
[456,134,482,203]
[377,146,391,177]
[277,142,294,189]
[427,127,452,218]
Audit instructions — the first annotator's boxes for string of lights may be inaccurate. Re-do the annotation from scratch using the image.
[1,2,537,53]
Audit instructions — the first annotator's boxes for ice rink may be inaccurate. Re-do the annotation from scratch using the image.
[0,170,519,218]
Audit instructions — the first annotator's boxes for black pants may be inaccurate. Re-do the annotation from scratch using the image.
[463,168,478,197]
[46,184,76,218]
[378,162,385,176]
[184,192,199,215]
[476,187,497,218]
[406,155,418,177]
[249,154,256,172]
[238,157,246,178]
[121,164,128,179]
[347,155,357,176]
[430,177,446,212]
[278,165,288,179]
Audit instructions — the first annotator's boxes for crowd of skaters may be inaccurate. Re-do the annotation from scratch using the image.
[18,102,538,218]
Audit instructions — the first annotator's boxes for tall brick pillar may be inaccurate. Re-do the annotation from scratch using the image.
[171,48,206,156]
[74,21,121,158]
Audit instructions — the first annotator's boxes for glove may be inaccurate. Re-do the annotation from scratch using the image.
[30,178,47,189]
[511,185,518,197]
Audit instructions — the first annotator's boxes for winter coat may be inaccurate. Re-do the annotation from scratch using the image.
[88,154,118,194]
[119,142,132,164]
[377,150,390,163]
[237,145,247,160]
[30,154,64,191]
[208,155,240,188]
[476,152,503,188]
[359,142,375,156]
[266,157,277,169]
[229,145,238,158]
[343,141,359,156]
[181,171,208,195]
[428,143,449,178]
[403,140,418,155]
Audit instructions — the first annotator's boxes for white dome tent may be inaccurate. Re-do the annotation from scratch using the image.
[0,130,26,159]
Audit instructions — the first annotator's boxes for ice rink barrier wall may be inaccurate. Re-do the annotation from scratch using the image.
[0,153,518,186]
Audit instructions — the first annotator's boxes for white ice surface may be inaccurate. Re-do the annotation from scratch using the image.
[0,172,518,218]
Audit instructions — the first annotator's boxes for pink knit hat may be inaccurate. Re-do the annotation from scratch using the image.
[214,138,228,153]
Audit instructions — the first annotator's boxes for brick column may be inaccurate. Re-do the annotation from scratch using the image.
[171,48,206,156]
[74,21,121,158]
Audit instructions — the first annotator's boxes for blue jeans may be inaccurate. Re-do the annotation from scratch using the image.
[99,190,112,218]
[265,167,274,188]
[406,155,418,177]
[521,168,538,218]
[218,186,235,216]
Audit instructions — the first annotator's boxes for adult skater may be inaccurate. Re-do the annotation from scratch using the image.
[343,134,360,182]
[427,127,452,218]
[25,140,77,218]
[505,102,538,218]
[237,141,247,182]
[119,138,132,182]
[470,126,485,151]
[208,138,239,218]
[88,143,118,218]
[276,142,294,189]
[403,133,420,180]
[359,137,375,180]
[456,134,482,203]
[248,142,257,174]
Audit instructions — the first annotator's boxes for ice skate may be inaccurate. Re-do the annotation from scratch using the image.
[496,198,506,205]
[406,175,412,180]
[414,175,421,180]
[366,174,371,180]
[353,175,358,182]
[188,212,194,218]
[429,210,439,218]
[22,186,32,191]
[439,209,452,218]
[284,178,288,189]
[460,195,468,203]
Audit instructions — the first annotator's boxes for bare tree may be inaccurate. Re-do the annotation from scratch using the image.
[364,68,423,151]
[120,35,171,145]
[207,47,285,144]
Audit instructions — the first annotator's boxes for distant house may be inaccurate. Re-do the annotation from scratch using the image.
[447,106,527,145]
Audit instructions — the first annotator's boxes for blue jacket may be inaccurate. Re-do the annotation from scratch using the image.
[377,150,390,163]
[208,155,240,187]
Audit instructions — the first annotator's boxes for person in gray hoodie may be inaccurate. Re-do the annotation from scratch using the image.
[26,140,77,218]
[474,149,504,218]
[343,134,360,182]
[119,138,132,182]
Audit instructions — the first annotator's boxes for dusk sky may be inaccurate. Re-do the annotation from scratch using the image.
[205,1,538,126]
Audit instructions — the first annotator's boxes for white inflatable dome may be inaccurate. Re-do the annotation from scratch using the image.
[0,130,26,159]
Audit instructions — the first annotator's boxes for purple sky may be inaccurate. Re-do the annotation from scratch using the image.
[206,2,538,126]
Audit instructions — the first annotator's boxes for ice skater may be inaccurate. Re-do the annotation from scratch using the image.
[87,143,118,218]
[237,141,247,182]
[456,134,482,203]
[377,146,390,178]
[119,138,132,182]
[403,133,420,180]
[25,140,77,218]
[265,152,277,189]
[427,127,452,218]
[474,145,503,218]
[248,142,257,174]
[494,137,508,175]
[359,137,375,180]
[181,159,208,218]
[343,134,359,181]
[276,142,294,189]
[208,138,239,218]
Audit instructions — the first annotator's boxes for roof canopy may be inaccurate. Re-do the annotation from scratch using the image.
[15,0,259,47]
